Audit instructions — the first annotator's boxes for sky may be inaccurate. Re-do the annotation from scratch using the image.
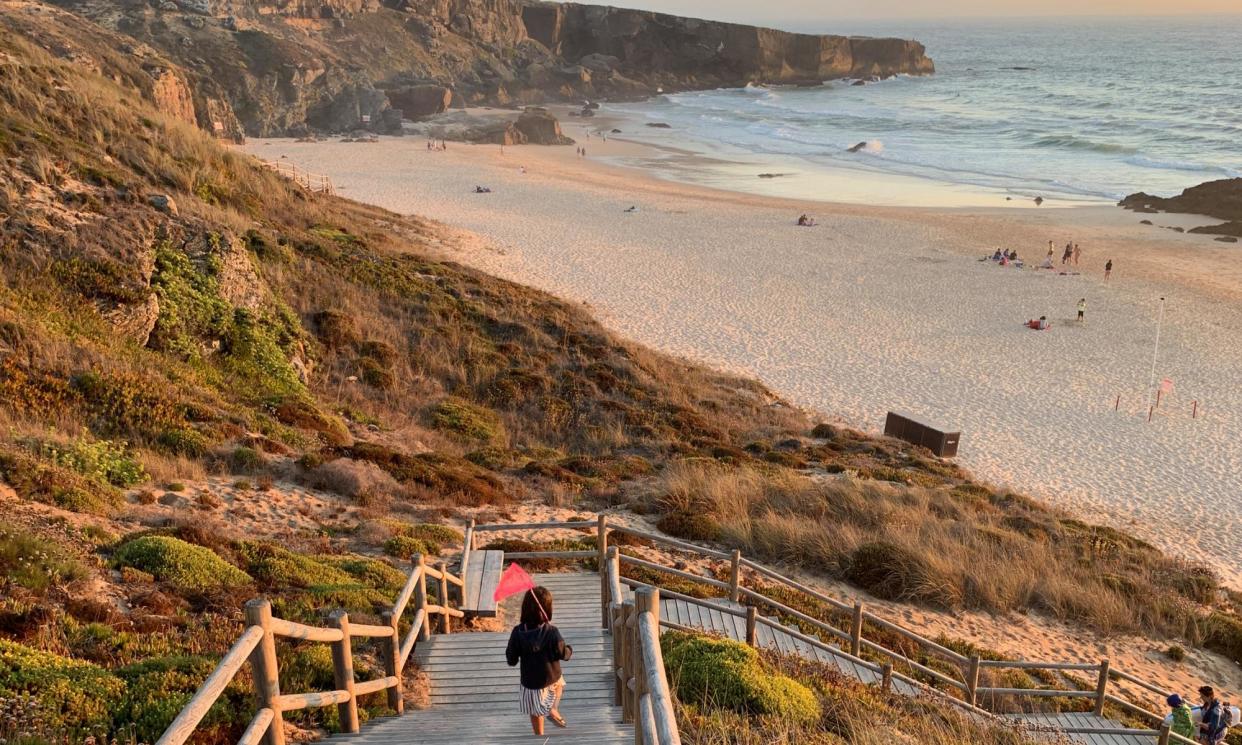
[598,0,1242,24]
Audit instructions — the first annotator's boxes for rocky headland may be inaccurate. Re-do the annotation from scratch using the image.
[45,0,933,139]
[1120,178,1242,239]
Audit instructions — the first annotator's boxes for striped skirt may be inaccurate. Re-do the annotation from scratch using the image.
[518,677,565,716]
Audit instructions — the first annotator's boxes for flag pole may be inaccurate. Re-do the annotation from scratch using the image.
[1147,297,1165,409]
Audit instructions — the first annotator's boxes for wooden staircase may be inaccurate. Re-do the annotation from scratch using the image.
[326,573,632,744]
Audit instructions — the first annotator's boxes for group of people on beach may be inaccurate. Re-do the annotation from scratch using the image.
[988,240,1114,281]
[426,139,448,151]
[575,146,588,158]
[1167,686,1235,743]
[990,248,1023,267]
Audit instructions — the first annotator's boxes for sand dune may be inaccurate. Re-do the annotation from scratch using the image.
[245,130,1242,586]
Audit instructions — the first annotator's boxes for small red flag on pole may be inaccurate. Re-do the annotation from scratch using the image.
[493,563,536,603]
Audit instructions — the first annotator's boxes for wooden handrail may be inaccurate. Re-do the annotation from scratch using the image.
[473,520,597,531]
[505,550,597,560]
[736,586,852,644]
[236,709,274,745]
[157,545,459,745]
[269,618,344,643]
[155,626,264,745]
[610,525,732,560]
[978,659,1101,671]
[620,554,732,591]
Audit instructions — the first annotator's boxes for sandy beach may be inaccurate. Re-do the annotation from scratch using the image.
[244,118,1242,586]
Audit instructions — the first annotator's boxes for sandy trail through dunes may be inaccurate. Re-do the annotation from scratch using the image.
[245,132,1242,586]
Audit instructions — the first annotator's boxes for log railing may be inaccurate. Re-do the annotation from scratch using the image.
[473,515,1210,745]
[156,552,461,745]
[260,159,336,195]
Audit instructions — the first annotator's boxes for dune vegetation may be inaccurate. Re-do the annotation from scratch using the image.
[1,5,1240,744]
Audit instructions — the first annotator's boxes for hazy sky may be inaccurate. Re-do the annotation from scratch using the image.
[601,0,1242,24]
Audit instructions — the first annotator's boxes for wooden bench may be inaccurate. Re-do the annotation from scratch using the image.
[460,550,504,617]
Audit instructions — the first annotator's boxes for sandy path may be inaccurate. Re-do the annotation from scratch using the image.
[244,131,1242,586]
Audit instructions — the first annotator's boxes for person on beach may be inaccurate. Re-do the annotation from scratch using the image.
[506,586,572,735]
[1167,695,1196,741]
[1105,259,1113,281]
[992,249,1004,261]
[1197,686,1229,744]
[1062,242,1073,265]
[1047,241,1055,260]
[1073,243,1082,266]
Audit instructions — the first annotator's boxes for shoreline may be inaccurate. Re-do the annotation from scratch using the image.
[243,127,1242,587]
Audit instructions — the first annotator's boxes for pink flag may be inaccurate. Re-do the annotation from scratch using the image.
[492,562,536,602]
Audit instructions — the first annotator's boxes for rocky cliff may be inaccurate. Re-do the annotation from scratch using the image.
[46,0,933,138]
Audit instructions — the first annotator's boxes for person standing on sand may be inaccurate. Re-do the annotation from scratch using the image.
[1105,259,1113,281]
[1048,241,1055,260]
[1062,242,1074,265]
[1073,243,1082,266]
[506,587,572,736]
[1077,298,1087,323]
[1167,695,1196,741]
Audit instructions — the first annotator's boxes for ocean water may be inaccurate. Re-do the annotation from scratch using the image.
[606,16,1242,205]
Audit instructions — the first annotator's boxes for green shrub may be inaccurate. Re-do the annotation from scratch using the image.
[318,555,407,594]
[0,445,122,515]
[383,535,436,560]
[237,541,354,589]
[0,524,88,593]
[0,638,125,735]
[657,510,722,542]
[113,536,251,594]
[661,632,819,724]
[229,446,265,473]
[430,398,502,442]
[1165,644,1186,662]
[1204,613,1242,663]
[157,427,210,457]
[26,434,147,487]
[115,655,251,743]
[384,521,463,552]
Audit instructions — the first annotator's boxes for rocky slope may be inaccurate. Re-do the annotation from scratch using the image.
[1120,178,1242,238]
[44,0,933,138]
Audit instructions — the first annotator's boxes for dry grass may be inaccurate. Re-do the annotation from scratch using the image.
[649,461,1218,642]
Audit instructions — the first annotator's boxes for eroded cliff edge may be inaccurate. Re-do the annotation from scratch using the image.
[47,0,933,138]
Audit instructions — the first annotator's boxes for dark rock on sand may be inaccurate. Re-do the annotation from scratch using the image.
[1034,196,1044,205]
[851,79,867,86]
[758,173,791,179]
[1140,220,1153,225]
[611,128,622,133]
[1120,178,1242,238]
[647,122,672,128]
[1168,226,1185,233]
[386,84,452,119]
[847,141,867,153]
[1215,236,1239,243]
[514,107,574,145]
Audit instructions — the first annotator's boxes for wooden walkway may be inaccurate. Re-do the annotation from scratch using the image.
[325,573,631,744]
[655,596,1153,743]
[657,596,918,695]
[1016,712,1167,744]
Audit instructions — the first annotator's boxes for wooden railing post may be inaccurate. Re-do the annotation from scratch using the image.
[729,549,741,603]
[880,663,893,693]
[622,599,637,723]
[460,518,475,604]
[413,554,429,642]
[244,599,286,745]
[598,514,609,629]
[850,601,865,657]
[436,561,451,634]
[1157,722,1171,745]
[634,588,656,745]
[327,611,359,733]
[1093,659,1110,716]
[745,605,757,647]
[380,610,403,714]
[965,655,981,706]
[611,602,624,706]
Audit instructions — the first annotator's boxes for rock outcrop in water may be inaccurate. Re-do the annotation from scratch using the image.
[47,0,934,138]
[1120,179,1242,238]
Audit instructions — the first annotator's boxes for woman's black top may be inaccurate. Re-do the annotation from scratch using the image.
[505,622,572,689]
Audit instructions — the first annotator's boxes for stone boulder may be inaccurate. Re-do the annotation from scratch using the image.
[386,84,452,119]
[147,194,178,215]
[514,107,573,145]
[1121,178,1242,239]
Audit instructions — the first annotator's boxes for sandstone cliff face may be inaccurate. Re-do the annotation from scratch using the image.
[51,0,932,138]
